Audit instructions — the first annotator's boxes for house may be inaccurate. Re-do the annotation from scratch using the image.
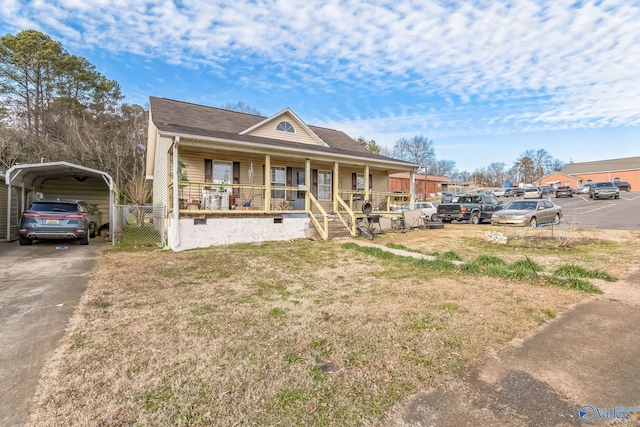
[389,173,448,199]
[536,156,640,189]
[145,97,420,251]
[534,171,582,189]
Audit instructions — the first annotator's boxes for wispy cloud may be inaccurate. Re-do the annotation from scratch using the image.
[2,0,639,148]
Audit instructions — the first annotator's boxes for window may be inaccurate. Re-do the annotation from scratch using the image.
[205,159,232,184]
[271,166,286,199]
[276,121,295,133]
[318,170,332,201]
[356,173,365,191]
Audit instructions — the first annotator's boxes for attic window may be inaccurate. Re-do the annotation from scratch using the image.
[276,121,295,133]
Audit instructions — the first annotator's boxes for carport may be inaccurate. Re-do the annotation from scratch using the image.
[4,161,115,243]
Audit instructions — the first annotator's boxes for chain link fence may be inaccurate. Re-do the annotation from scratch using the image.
[113,204,166,247]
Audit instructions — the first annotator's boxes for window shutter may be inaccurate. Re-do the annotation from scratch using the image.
[204,159,212,182]
[312,169,318,197]
[233,162,240,197]
[369,174,373,191]
[352,173,357,190]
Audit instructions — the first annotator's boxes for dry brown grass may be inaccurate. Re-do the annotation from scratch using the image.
[26,225,640,426]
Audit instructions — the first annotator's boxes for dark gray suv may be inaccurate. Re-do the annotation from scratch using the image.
[19,199,91,245]
[588,182,619,200]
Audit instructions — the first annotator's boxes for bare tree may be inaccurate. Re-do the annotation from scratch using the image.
[392,135,435,166]
[221,101,261,115]
[486,162,507,187]
[430,159,457,177]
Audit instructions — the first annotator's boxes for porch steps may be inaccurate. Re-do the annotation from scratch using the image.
[327,217,352,240]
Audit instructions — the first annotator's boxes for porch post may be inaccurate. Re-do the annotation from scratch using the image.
[410,169,416,208]
[364,165,370,201]
[333,162,339,213]
[172,136,180,248]
[305,159,311,211]
[265,154,271,212]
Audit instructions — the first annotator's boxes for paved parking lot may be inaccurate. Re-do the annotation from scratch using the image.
[498,191,640,230]
[0,238,106,427]
[549,191,640,230]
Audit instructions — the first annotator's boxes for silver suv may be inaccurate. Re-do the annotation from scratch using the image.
[588,182,619,200]
[19,198,91,245]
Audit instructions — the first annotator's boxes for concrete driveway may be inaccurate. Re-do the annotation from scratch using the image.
[0,238,105,427]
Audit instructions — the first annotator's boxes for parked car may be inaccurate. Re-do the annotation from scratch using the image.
[575,184,592,194]
[539,186,554,196]
[555,186,573,198]
[441,193,454,203]
[523,187,543,199]
[613,181,631,192]
[589,182,619,200]
[511,188,525,197]
[414,202,438,221]
[18,198,91,245]
[491,199,562,227]
[491,188,505,197]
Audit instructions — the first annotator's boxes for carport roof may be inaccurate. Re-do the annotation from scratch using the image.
[5,161,113,189]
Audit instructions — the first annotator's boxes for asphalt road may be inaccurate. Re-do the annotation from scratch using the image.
[0,238,106,427]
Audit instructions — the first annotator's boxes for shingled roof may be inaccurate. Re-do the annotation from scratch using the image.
[149,97,414,167]
[561,156,640,175]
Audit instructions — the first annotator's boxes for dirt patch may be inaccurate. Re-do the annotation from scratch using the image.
[25,227,640,426]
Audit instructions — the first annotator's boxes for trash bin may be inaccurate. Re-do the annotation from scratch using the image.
[210,193,221,210]
[219,192,229,210]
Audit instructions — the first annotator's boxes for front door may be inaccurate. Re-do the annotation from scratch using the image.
[292,168,306,210]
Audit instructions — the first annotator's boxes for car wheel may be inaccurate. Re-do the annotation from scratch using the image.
[79,234,90,245]
[554,213,560,225]
[529,217,537,227]
[430,213,437,221]
[615,194,619,199]
[470,213,480,225]
[19,235,32,245]
[89,223,96,239]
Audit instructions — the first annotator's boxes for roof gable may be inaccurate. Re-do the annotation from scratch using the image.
[147,96,416,170]
[240,108,328,147]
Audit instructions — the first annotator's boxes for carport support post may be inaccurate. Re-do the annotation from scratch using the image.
[5,184,10,241]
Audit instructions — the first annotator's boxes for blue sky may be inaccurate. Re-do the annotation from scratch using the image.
[1,0,639,172]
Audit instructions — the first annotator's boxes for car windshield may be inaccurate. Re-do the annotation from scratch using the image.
[506,201,537,210]
[596,182,614,188]
[30,202,79,212]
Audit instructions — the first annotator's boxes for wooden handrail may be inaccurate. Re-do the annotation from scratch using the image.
[308,193,328,240]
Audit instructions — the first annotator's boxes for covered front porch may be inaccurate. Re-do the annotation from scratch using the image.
[166,151,417,250]
[170,182,414,240]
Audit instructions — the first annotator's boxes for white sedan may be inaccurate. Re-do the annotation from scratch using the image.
[414,202,438,221]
